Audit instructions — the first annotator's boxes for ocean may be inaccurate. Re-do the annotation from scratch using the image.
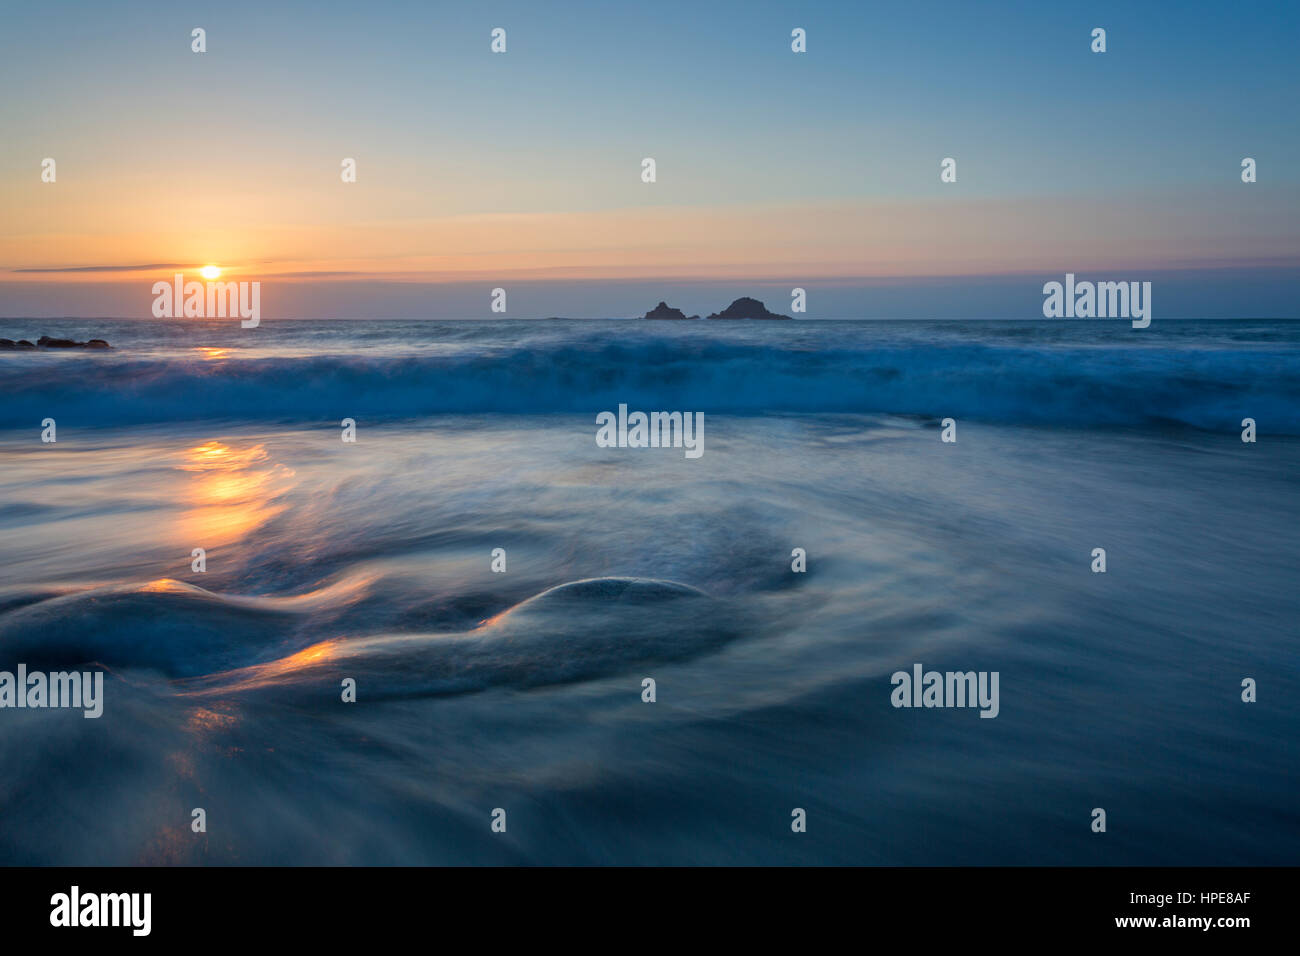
[0,318,1297,864]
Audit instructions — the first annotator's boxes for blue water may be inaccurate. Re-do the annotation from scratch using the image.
[0,319,1297,864]
[1,318,1299,430]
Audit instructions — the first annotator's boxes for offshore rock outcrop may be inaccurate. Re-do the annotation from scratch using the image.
[642,301,699,320]
[706,297,792,320]
[0,336,111,349]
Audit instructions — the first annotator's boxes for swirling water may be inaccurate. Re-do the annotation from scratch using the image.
[0,319,1296,864]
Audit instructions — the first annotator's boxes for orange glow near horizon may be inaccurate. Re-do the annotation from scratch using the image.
[7,196,1284,288]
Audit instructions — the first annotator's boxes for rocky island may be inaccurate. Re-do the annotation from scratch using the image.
[0,335,111,349]
[642,302,699,320]
[706,297,792,320]
[638,296,794,320]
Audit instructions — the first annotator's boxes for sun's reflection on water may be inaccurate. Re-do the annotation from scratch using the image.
[176,440,295,546]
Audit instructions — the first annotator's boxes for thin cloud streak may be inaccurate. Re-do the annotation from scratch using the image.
[11,262,194,274]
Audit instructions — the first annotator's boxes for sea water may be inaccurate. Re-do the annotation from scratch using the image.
[0,318,1296,864]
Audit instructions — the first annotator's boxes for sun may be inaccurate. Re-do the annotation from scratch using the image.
[199,265,221,280]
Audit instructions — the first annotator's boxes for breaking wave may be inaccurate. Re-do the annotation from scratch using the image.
[2,336,1298,431]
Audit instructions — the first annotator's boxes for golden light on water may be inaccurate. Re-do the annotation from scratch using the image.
[178,639,343,697]
[176,440,294,546]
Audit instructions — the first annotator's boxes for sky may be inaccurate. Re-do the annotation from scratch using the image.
[2,0,1298,318]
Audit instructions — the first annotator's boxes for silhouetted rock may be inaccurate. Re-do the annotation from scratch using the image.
[29,335,112,349]
[643,301,699,320]
[706,296,792,320]
[2,335,111,349]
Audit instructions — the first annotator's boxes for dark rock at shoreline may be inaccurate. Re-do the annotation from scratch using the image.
[0,335,113,349]
[706,296,792,320]
[643,301,699,320]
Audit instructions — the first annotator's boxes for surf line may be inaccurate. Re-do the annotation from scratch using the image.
[0,665,104,718]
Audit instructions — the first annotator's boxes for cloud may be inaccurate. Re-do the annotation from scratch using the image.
[10,263,194,274]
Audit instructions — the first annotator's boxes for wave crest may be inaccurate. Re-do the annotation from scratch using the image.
[2,338,1297,431]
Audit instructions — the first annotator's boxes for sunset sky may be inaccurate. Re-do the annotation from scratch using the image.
[2,0,1298,318]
